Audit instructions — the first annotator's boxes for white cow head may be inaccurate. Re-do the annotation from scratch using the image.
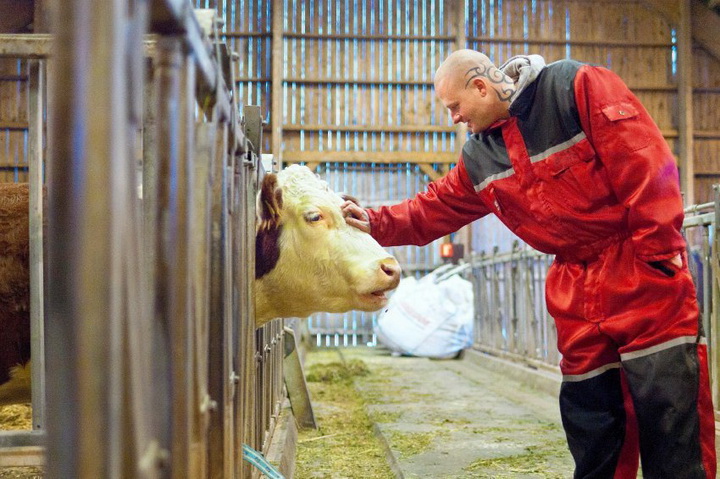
[255,165,401,327]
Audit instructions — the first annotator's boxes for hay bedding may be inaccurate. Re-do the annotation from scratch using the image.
[0,404,32,431]
[0,404,43,478]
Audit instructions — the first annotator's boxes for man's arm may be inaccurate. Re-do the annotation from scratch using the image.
[343,159,491,247]
[574,65,686,263]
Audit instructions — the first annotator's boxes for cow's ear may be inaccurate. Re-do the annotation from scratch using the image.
[258,173,283,228]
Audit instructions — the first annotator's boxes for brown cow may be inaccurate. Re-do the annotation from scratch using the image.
[0,183,32,404]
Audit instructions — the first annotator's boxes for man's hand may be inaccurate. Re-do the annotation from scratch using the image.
[342,200,371,234]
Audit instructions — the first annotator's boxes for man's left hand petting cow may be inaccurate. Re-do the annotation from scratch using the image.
[0,165,400,405]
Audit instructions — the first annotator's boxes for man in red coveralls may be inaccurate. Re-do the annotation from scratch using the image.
[342,50,716,478]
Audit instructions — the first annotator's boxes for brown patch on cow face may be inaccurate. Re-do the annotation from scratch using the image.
[256,174,283,279]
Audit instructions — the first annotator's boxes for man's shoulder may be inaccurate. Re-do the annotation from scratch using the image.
[542,59,585,82]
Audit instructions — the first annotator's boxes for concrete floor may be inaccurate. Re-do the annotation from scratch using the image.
[338,347,575,479]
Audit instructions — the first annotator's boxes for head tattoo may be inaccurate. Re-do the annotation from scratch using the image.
[464,65,514,102]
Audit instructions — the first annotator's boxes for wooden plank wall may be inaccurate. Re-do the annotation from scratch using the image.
[695,47,720,203]
[0,58,29,182]
[3,0,719,230]
[201,0,720,232]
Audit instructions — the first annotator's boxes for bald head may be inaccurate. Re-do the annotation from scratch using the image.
[434,50,516,134]
[434,49,514,102]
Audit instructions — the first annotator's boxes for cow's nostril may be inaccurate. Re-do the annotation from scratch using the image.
[380,259,401,279]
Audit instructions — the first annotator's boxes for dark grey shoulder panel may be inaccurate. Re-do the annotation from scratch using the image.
[462,129,512,190]
[512,59,584,157]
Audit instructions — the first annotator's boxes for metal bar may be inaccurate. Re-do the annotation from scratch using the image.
[682,212,715,228]
[46,0,127,475]
[713,185,720,406]
[0,431,45,448]
[206,119,233,479]
[0,446,45,467]
[0,34,154,59]
[153,35,194,478]
[28,59,46,432]
[139,47,167,479]
[189,119,214,478]
[0,34,53,58]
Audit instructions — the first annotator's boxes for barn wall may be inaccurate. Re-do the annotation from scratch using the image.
[3,1,718,250]
[1,1,718,342]
[0,58,29,183]
[193,0,720,252]
[193,0,720,343]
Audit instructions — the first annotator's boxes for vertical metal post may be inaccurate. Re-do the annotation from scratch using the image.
[189,119,214,479]
[27,59,45,432]
[207,119,234,479]
[153,35,194,478]
[712,185,720,405]
[47,0,129,476]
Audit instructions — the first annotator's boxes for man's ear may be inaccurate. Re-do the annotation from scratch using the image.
[257,173,283,230]
[470,77,487,96]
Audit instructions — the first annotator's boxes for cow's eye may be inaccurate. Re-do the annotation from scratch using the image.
[304,211,322,222]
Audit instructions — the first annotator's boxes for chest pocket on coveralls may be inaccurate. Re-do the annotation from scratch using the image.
[599,101,651,153]
[543,141,613,211]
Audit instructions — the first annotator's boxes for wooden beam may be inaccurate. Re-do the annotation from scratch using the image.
[691,0,720,61]
[678,0,694,205]
[419,164,442,181]
[283,151,458,164]
[454,0,468,157]
[467,35,673,48]
[271,0,283,170]
[638,0,680,23]
[640,0,720,62]
[281,124,454,133]
[0,121,30,130]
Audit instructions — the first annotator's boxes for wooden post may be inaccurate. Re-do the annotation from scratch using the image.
[271,0,283,171]
[453,0,472,255]
[678,0,694,206]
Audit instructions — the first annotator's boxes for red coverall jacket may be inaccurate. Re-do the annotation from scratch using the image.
[367,59,716,478]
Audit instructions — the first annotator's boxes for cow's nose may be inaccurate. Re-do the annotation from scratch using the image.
[380,258,401,286]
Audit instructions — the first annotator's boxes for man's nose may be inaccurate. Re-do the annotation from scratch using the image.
[452,114,462,124]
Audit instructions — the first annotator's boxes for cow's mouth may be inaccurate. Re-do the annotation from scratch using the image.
[359,288,392,305]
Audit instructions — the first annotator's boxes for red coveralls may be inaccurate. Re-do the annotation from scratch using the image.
[367,59,716,478]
